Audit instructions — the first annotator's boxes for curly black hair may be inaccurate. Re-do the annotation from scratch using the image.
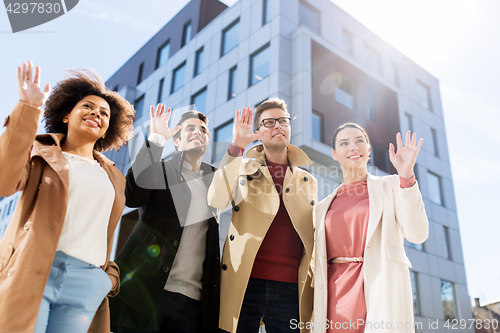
[44,69,135,151]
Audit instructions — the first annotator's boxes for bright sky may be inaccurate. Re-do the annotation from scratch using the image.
[0,0,498,305]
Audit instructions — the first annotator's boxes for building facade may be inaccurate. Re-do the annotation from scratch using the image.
[101,0,473,331]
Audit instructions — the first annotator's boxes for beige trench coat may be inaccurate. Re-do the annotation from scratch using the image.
[0,102,125,333]
[313,174,429,333]
[208,144,317,333]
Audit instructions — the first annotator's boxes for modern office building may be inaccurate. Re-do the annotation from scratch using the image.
[107,0,473,330]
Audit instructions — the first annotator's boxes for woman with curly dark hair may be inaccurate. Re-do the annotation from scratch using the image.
[0,61,135,333]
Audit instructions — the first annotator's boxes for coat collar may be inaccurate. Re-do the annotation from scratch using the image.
[168,149,216,183]
[245,144,312,167]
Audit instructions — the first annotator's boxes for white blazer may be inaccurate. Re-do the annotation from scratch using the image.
[313,174,429,333]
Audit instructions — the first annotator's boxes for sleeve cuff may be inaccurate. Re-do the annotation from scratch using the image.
[228,143,245,157]
[148,133,166,147]
[399,174,416,188]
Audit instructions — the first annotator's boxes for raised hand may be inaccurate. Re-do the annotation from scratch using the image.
[231,107,268,148]
[389,131,423,179]
[17,61,50,108]
[149,104,182,140]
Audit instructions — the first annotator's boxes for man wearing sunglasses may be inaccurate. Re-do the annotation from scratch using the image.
[208,98,317,333]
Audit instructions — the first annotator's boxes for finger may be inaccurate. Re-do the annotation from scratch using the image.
[155,104,162,118]
[415,138,423,152]
[43,83,50,93]
[34,66,41,86]
[249,108,254,127]
[21,63,26,81]
[17,67,22,85]
[171,125,182,135]
[405,131,411,149]
[241,107,248,124]
[411,133,417,149]
[255,128,269,139]
[27,61,33,82]
[164,107,172,123]
[149,105,155,118]
[388,143,395,158]
[245,106,252,125]
[235,109,240,123]
[396,132,403,153]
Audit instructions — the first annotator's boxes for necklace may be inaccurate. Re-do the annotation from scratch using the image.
[62,151,98,165]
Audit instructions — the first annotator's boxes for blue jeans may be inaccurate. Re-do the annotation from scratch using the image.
[117,290,201,333]
[235,277,300,333]
[34,251,112,333]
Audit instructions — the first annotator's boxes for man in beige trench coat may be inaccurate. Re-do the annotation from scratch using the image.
[208,98,317,333]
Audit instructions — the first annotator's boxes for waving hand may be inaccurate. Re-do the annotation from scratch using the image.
[17,61,50,108]
[231,107,268,148]
[149,104,182,140]
[389,131,423,179]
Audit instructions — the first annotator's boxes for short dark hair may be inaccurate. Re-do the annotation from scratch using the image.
[173,110,209,150]
[253,97,289,130]
[44,69,134,152]
[331,123,370,150]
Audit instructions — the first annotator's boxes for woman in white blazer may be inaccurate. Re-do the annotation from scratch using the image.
[313,123,429,333]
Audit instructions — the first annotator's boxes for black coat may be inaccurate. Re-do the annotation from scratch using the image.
[109,141,220,333]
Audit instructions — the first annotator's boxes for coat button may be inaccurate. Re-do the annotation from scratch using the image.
[163,266,170,273]
[247,175,253,181]
[240,179,246,185]
[222,264,227,270]
[318,283,323,290]
[311,200,315,205]
[7,267,15,277]
[234,206,239,212]
[173,240,179,247]
[23,221,31,230]
[285,188,290,193]
[303,176,308,182]
[229,234,235,241]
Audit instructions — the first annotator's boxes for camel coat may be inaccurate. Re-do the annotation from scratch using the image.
[313,174,429,333]
[0,102,125,333]
[208,144,317,333]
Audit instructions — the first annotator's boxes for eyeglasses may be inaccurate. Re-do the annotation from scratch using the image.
[258,117,291,129]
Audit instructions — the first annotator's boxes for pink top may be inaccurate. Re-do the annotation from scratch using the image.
[324,176,414,332]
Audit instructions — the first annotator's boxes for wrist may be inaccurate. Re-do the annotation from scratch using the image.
[398,169,414,179]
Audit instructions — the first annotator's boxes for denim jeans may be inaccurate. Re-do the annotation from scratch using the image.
[34,251,112,333]
[235,277,300,333]
[117,290,201,333]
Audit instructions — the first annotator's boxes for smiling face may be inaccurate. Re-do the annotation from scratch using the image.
[64,95,110,143]
[332,127,371,170]
[255,108,291,152]
[173,117,209,154]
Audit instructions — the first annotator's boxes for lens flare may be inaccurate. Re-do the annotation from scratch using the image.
[147,244,160,258]
[319,73,343,96]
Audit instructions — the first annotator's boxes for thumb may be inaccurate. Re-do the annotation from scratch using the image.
[43,83,50,93]
[172,125,182,134]
[388,143,395,159]
[255,128,268,140]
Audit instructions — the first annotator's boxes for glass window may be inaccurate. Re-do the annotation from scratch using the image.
[409,242,423,251]
[411,271,421,316]
[367,92,375,122]
[371,142,390,173]
[134,94,145,121]
[392,62,400,86]
[171,62,186,94]
[442,226,452,260]
[312,111,323,142]
[221,19,240,56]
[365,44,381,74]
[194,47,204,77]
[157,41,170,68]
[214,120,234,161]
[191,87,207,114]
[404,113,413,133]
[299,1,319,33]
[182,21,191,47]
[157,79,164,104]
[228,66,237,100]
[334,76,354,109]
[342,28,354,56]
[137,62,144,85]
[427,171,443,205]
[441,280,457,321]
[431,128,439,157]
[249,44,270,86]
[263,0,271,25]
[417,81,431,110]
